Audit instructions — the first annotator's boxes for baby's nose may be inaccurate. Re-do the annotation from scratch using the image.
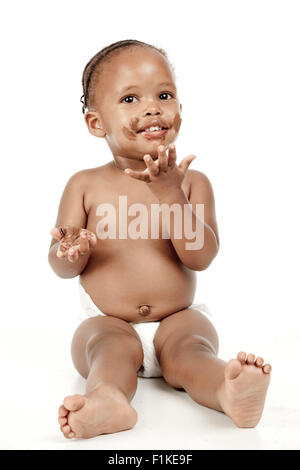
[145,109,161,116]
[144,100,161,116]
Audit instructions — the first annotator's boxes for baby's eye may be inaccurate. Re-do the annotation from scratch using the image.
[159,92,173,100]
[122,95,138,103]
[121,92,173,103]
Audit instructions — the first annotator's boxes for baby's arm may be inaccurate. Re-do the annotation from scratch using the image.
[125,145,219,271]
[162,169,219,270]
[48,171,94,278]
[185,169,219,269]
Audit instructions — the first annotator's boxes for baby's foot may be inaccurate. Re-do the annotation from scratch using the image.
[217,352,272,428]
[58,384,138,439]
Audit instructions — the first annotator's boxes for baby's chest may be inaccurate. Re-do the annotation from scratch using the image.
[87,196,167,240]
[85,180,190,241]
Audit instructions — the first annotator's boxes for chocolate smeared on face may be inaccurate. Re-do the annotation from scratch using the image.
[138,305,151,316]
[122,117,139,141]
[122,126,137,140]
[131,117,139,132]
[173,112,182,134]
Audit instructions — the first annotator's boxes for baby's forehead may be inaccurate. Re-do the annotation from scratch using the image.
[102,76,177,100]
[91,47,177,110]
[103,47,173,78]
[100,56,175,90]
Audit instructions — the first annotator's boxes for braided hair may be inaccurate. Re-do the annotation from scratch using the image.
[80,39,173,114]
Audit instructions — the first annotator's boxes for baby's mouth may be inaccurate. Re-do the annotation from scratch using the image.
[136,125,169,138]
[137,125,168,133]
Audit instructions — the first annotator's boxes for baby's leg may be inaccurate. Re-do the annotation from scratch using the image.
[58,316,144,439]
[154,309,271,428]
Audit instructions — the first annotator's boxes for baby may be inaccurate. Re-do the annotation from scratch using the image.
[49,39,272,440]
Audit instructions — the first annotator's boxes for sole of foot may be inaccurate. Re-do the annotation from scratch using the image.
[217,351,272,428]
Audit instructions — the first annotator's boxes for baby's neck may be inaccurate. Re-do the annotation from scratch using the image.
[112,155,150,172]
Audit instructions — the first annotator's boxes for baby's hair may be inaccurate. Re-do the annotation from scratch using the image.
[80,39,175,114]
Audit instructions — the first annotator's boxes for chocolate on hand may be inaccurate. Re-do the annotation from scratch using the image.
[50,225,97,263]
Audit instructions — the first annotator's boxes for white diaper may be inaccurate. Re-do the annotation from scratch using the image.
[78,281,214,379]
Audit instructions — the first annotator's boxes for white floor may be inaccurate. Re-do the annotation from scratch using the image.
[1,324,299,450]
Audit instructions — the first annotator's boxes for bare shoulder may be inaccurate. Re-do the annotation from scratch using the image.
[66,168,90,186]
[185,169,215,201]
[58,164,110,215]
[66,164,111,196]
[69,163,109,183]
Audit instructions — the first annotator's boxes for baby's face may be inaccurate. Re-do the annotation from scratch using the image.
[85,47,182,160]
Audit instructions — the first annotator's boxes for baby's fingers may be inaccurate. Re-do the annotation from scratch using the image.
[87,231,97,248]
[125,168,150,182]
[67,246,79,263]
[78,231,90,255]
[144,155,160,177]
[56,242,68,258]
[50,227,62,241]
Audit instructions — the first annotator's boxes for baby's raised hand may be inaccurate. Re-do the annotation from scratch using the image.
[50,225,97,263]
[124,144,196,201]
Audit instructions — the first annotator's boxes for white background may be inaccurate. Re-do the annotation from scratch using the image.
[0,0,299,450]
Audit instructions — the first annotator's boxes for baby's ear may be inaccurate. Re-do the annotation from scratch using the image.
[84,111,106,138]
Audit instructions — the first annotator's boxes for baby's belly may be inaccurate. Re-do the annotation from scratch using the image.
[80,251,197,323]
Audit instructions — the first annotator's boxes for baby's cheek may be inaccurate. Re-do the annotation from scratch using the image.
[122,126,137,141]
[173,112,182,133]
[130,117,139,132]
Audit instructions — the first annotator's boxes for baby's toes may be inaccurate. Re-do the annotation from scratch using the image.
[63,394,86,412]
[58,416,67,426]
[262,363,272,374]
[246,353,256,365]
[60,424,74,437]
[255,356,264,368]
[61,424,72,435]
[58,404,73,436]
[237,351,247,364]
[61,424,76,439]
[58,404,69,418]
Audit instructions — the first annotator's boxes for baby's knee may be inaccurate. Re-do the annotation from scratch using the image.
[86,328,143,365]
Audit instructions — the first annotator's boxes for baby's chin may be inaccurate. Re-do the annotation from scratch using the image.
[116,137,175,159]
[136,139,173,154]
[137,146,168,159]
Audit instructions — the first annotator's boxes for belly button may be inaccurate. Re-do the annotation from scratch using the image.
[138,305,151,316]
